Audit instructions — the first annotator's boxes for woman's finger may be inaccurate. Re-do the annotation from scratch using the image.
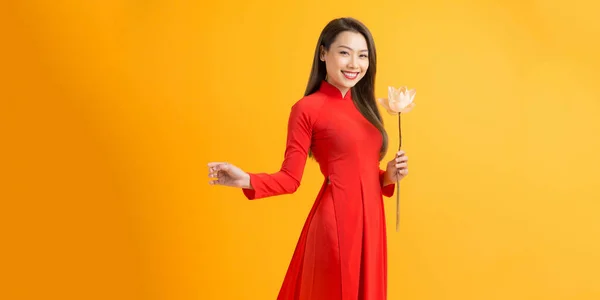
[396,155,408,163]
[208,162,231,172]
[207,162,226,168]
[395,162,408,169]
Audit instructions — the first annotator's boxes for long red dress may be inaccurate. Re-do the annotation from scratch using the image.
[242,80,395,300]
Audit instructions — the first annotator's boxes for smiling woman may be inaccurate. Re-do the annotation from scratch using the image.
[319,31,370,94]
[208,17,409,300]
[5,0,600,299]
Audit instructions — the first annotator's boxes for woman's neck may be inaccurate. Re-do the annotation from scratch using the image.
[326,79,350,97]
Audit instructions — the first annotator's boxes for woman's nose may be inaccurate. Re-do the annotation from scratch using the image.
[347,56,357,68]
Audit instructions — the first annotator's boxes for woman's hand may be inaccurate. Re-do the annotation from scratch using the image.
[384,150,409,186]
[208,162,252,189]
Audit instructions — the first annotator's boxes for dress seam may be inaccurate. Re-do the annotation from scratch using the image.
[329,164,343,299]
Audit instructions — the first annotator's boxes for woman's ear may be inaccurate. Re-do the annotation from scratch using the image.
[319,45,326,61]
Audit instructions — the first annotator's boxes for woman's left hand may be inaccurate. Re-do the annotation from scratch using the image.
[384,150,409,185]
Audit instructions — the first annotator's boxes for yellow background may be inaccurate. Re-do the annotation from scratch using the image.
[2,0,599,299]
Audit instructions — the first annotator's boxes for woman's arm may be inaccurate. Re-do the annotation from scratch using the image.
[241,99,318,200]
[208,99,314,198]
[379,169,395,197]
[208,99,319,199]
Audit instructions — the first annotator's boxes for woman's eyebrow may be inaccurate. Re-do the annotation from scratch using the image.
[337,45,368,52]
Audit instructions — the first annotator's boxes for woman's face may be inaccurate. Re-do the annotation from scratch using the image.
[320,31,369,95]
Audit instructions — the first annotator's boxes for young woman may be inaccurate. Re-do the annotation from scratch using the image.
[208,17,409,300]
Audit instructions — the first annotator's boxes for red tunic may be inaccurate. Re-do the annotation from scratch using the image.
[242,80,395,300]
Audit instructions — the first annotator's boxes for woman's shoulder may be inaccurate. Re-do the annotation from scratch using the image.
[287,91,328,125]
[291,91,327,112]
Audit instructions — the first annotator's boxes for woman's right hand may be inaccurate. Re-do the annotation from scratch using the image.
[207,162,252,189]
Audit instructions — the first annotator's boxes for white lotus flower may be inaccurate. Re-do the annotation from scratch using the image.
[377,86,416,114]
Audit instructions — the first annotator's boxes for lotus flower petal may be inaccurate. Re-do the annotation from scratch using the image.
[384,86,416,114]
[398,102,415,113]
[377,97,398,115]
[389,100,404,112]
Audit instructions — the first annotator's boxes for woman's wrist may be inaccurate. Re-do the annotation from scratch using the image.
[242,173,253,189]
[382,172,394,186]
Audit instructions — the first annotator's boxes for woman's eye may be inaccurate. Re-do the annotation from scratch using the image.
[340,51,349,55]
[360,54,368,58]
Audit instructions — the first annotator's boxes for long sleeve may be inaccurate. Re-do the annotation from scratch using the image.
[379,169,395,197]
[242,100,316,200]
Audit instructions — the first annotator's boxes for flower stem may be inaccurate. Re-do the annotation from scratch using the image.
[396,113,401,232]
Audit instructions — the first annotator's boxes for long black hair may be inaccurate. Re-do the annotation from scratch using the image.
[305,17,388,161]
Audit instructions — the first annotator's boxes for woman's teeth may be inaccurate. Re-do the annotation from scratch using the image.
[342,71,359,79]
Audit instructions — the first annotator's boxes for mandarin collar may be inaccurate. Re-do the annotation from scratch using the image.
[319,80,352,100]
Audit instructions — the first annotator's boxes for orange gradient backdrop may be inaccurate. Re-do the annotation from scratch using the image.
[2,0,600,299]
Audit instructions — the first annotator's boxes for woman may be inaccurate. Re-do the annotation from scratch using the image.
[208,17,409,300]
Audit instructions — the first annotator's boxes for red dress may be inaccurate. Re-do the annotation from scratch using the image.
[242,80,395,300]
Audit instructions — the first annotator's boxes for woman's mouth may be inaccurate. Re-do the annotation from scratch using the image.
[342,71,359,80]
